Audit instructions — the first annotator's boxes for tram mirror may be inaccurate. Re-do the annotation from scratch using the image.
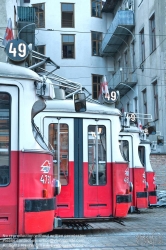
[147,125,156,135]
[31,100,46,118]
[157,136,164,146]
[74,93,86,112]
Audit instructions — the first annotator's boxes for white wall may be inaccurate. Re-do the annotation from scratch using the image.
[23,0,110,94]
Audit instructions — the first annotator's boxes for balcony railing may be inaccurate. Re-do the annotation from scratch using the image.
[110,68,137,97]
[101,10,135,55]
[17,7,35,22]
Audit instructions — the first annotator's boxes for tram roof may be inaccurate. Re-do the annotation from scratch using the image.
[0,62,41,82]
[45,99,121,116]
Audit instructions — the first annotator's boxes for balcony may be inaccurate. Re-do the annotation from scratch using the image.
[100,10,135,56]
[17,7,35,47]
[110,68,137,97]
[17,6,35,22]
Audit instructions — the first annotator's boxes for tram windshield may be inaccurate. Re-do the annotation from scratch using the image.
[0,93,10,186]
[32,119,51,151]
[88,125,106,185]
[119,140,129,161]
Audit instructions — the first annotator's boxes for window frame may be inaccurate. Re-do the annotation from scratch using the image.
[49,123,69,186]
[149,13,156,53]
[91,0,102,18]
[61,3,75,28]
[134,96,138,113]
[91,31,102,56]
[142,88,148,124]
[92,74,102,99]
[62,34,75,59]
[140,28,145,62]
[88,125,107,186]
[32,3,45,28]
[152,81,159,120]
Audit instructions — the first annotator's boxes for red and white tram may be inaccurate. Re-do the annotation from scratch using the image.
[119,125,148,212]
[119,115,157,212]
[138,136,157,206]
[0,61,60,237]
[35,97,132,220]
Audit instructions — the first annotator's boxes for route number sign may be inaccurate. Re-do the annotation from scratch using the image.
[5,39,29,62]
[103,89,119,104]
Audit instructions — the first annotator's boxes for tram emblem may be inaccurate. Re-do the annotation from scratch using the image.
[142,172,146,184]
[124,167,129,183]
[41,160,51,173]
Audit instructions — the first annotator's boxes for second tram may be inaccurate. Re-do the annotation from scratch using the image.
[35,98,132,220]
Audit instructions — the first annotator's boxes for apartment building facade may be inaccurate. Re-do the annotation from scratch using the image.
[1,0,166,153]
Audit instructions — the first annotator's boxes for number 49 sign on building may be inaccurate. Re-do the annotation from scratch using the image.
[5,39,29,62]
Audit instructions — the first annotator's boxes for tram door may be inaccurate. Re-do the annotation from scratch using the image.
[46,118,112,218]
[119,136,132,180]
[83,119,112,217]
[0,87,18,236]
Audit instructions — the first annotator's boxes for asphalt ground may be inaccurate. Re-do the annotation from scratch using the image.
[0,207,166,250]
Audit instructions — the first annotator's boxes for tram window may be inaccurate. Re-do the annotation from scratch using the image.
[119,140,129,161]
[138,146,146,167]
[49,123,69,185]
[88,125,106,186]
[0,93,10,186]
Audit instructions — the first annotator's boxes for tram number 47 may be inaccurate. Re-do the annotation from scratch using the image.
[40,174,51,184]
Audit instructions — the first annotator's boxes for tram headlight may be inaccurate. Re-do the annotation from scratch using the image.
[54,179,61,196]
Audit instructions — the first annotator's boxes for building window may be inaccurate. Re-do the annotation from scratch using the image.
[142,89,148,124]
[61,3,74,28]
[92,74,102,99]
[32,3,45,28]
[153,81,158,120]
[62,35,75,59]
[149,14,156,53]
[140,28,145,62]
[131,42,136,71]
[91,0,102,18]
[134,97,138,113]
[92,31,102,56]
[35,45,45,72]
[24,0,30,3]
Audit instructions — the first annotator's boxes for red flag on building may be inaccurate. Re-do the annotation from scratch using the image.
[2,18,14,47]
[98,75,110,103]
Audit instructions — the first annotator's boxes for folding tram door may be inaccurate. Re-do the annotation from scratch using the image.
[45,117,113,218]
[0,86,18,236]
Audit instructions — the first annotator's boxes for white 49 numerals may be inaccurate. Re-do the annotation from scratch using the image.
[9,42,26,57]
[40,174,51,184]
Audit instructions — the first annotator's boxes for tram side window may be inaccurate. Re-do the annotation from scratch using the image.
[0,93,10,186]
[138,146,146,167]
[88,125,106,186]
[49,123,69,185]
[119,140,129,161]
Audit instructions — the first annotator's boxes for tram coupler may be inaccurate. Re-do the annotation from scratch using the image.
[54,218,62,228]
